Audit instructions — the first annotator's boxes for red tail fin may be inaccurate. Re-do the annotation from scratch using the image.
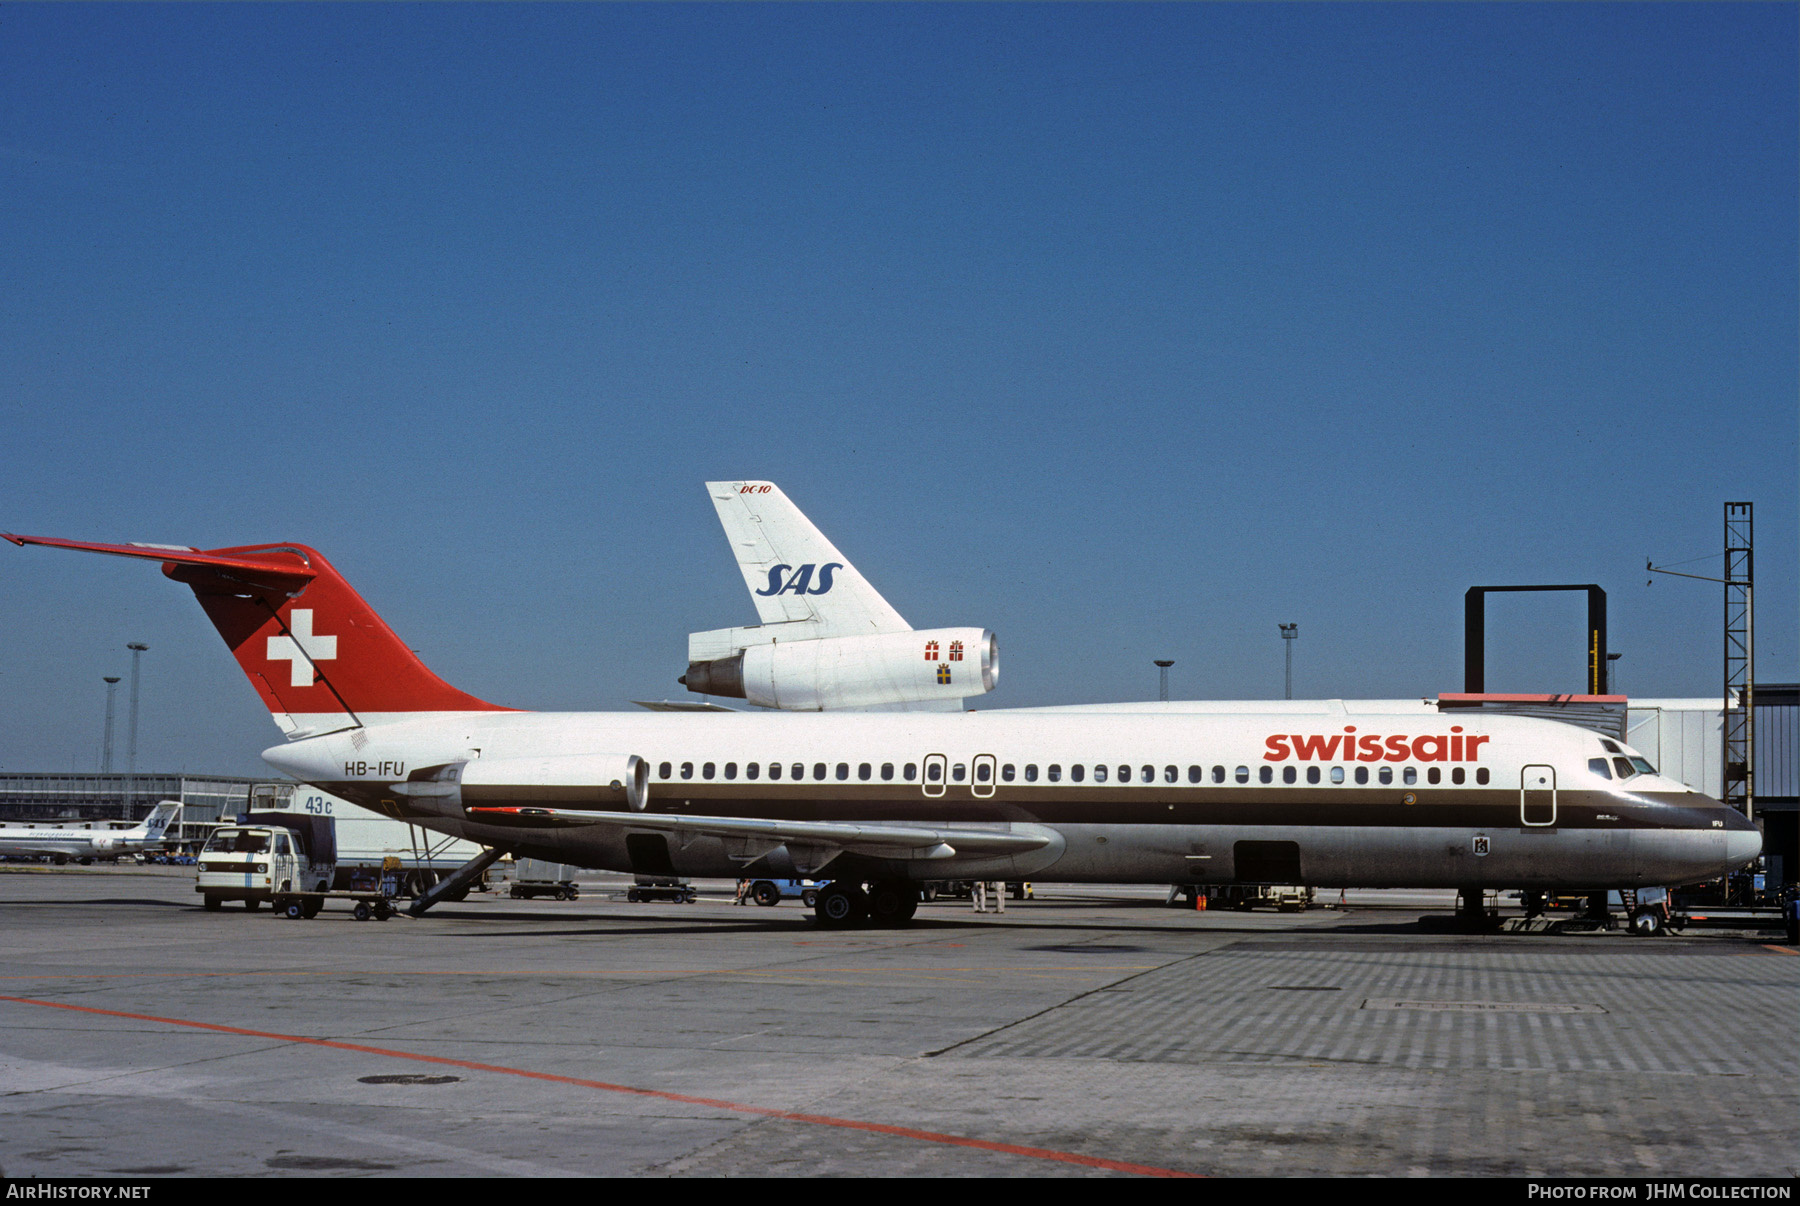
[5,535,510,729]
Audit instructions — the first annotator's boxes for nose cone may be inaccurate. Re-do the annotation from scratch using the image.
[1723,807,1763,871]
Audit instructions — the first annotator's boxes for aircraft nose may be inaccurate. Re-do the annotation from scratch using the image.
[1725,820,1763,871]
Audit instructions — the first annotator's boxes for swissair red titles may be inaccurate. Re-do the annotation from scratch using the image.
[1262,726,1491,763]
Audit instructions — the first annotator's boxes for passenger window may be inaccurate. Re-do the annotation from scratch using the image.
[881,763,894,781]
[1427,767,1441,785]
[1141,765,1154,784]
[858,763,872,781]
[976,762,990,782]
[1119,765,1132,784]
[1589,758,1612,780]
[1451,767,1464,785]
[1070,764,1085,783]
[813,763,827,780]
[1048,764,1061,783]
[767,762,781,780]
[1095,765,1108,783]
[1476,768,1490,785]
[1306,767,1320,785]
[745,763,759,780]
[724,762,737,780]
[1355,767,1368,785]
[1259,766,1273,784]
[681,762,693,780]
[1283,766,1296,784]
[904,763,917,781]
[658,762,672,779]
[836,763,849,781]
[1212,766,1226,784]
[703,762,716,780]
[1001,764,1015,782]
[1403,767,1417,785]
[1025,764,1038,783]
[792,763,804,781]
[1379,766,1393,785]
[1330,767,1345,784]
[926,762,941,782]
[1235,766,1249,784]
[1187,765,1201,784]
[952,764,965,782]
[1164,766,1177,784]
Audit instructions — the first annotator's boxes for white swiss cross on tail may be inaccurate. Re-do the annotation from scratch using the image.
[266,609,338,687]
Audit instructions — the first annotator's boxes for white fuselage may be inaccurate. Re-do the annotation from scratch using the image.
[0,825,165,861]
[262,703,1759,891]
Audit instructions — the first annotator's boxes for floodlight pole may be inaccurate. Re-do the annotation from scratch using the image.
[101,677,120,774]
[1279,624,1298,700]
[126,643,148,816]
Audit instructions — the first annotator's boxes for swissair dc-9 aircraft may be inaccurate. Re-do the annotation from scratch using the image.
[0,801,181,864]
[4,515,1759,927]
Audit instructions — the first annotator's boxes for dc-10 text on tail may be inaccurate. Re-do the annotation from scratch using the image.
[4,530,1757,927]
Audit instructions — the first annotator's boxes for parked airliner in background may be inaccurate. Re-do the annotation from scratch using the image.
[4,516,1758,927]
[0,801,181,864]
[677,480,994,712]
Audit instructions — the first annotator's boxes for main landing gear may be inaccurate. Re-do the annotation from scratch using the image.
[813,879,919,929]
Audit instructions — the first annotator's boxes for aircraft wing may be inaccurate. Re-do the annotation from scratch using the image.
[706,481,909,638]
[465,806,1051,868]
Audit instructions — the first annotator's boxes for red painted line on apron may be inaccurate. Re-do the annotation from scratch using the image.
[0,994,1197,1178]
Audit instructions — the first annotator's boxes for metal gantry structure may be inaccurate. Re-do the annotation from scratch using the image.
[1647,501,1756,819]
[1724,502,1754,819]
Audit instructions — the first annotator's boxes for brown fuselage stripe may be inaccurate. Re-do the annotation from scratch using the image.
[335,782,1725,833]
[0,994,1198,1178]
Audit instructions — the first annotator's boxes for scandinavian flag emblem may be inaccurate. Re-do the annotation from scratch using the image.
[948,640,964,662]
[266,609,338,687]
[924,640,940,661]
[937,664,952,685]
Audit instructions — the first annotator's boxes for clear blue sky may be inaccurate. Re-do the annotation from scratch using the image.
[2,4,1794,776]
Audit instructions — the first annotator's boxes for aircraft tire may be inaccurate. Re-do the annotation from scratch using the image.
[866,880,919,927]
[814,883,867,928]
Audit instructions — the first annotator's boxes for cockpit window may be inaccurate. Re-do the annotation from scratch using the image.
[1589,758,1612,780]
[1612,757,1636,780]
[1628,756,1656,776]
[1601,739,1623,754]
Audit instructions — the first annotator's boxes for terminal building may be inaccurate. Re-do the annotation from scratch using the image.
[0,773,258,849]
